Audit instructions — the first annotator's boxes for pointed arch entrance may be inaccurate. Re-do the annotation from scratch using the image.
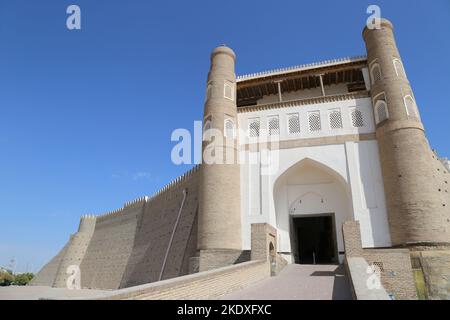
[273,158,352,264]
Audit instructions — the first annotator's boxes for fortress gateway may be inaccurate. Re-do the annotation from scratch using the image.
[31,19,450,299]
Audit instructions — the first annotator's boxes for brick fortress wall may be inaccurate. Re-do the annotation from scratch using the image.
[31,165,201,290]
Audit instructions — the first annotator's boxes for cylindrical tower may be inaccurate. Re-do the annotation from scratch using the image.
[52,215,96,288]
[198,45,242,252]
[363,19,450,246]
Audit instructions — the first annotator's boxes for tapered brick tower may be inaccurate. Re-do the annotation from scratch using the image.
[197,45,242,270]
[363,19,450,246]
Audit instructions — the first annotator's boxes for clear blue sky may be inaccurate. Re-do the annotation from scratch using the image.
[0,0,449,272]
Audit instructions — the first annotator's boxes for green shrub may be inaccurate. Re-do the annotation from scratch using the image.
[12,273,34,286]
[0,271,34,286]
[0,271,14,286]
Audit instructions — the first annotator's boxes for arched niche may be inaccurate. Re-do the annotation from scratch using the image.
[273,158,352,263]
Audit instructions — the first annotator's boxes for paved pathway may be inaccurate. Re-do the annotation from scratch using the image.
[0,285,109,300]
[222,264,352,300]
[0,265,352,300]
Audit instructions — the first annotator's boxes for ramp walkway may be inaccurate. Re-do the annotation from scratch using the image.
[222,264,353,300]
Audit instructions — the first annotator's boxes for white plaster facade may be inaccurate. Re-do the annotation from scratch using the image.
[237,97,392,263]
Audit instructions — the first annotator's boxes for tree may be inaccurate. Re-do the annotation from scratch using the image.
[0,271,14,286]
[0,271,34,286]
[12,273,34,286]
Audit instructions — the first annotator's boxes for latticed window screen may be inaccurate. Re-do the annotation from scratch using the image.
[268,116,280,136]
[308,111,321,132]
[248,118,260,137]
[404,96,418,118]
[351,108,364,127]
[376,101,388,123]
[372,261,384,272]
[288,113,300,134]
[371,64,382,84]
[329,109,343,129]
[224,119,235,138]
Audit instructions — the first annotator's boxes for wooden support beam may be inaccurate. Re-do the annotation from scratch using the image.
[319,74,326,96]
[273,80,283,102]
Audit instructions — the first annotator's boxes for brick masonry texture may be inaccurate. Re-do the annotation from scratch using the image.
[119,170,200,288]
[363,19,450,246]
[29,243,69,286]
[343,222,450,300]
[79,202,142,289]
[198,249,248,272]
[53,216,96,287]
[363,249,417,300]
[86,260,270,300]
[31,166,201,290]
[198,46,242,256]
[343,221,417,300]
[30,216,96,287]
[250,223,288,276]
[55,223,279,300]
[251,223,277,261]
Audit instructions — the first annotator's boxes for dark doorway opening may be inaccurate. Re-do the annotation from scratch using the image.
[292,215,337,264]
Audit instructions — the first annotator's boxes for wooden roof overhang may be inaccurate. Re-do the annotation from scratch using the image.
[236,59,368,107]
